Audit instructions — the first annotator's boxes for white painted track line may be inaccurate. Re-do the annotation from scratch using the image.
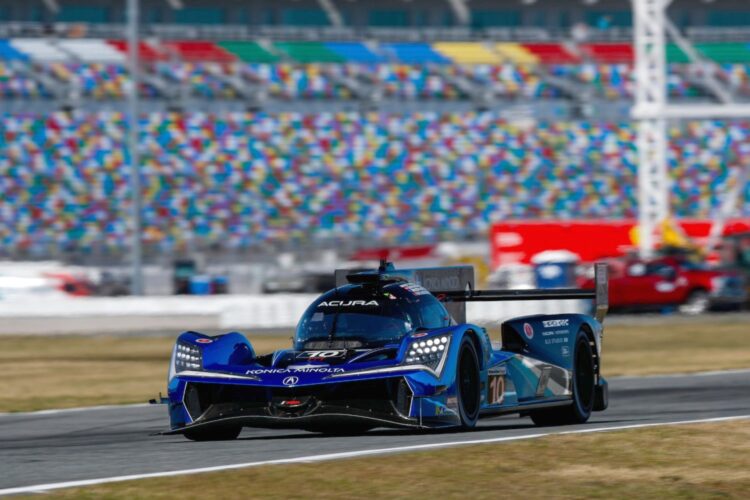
[1,414,748,496]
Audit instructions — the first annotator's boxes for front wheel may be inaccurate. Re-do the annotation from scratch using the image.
[456,336,481,429]
[530,330,595,426]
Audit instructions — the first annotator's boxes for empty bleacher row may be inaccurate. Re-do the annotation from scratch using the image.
[2,39,750,102]
[1,112,748,256]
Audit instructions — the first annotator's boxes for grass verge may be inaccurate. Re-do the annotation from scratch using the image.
[2,317,748,412]
[46,420,750,499]
[600,320,750,376]
[0,335,291,412]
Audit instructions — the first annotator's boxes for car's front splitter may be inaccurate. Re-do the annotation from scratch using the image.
[162,401,459,434]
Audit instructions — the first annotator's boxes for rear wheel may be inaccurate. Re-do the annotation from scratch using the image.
[530,330,595,426]
[183,426,242,441]
[456,336,481,429]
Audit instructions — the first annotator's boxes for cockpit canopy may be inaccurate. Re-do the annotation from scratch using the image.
[295,281,453,349]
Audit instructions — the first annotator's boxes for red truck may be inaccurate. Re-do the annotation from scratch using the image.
[581,257,746,314]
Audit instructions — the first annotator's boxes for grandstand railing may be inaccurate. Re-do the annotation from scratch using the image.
[687,27,750,42]
[0,22,634,42]
[3,22,750,43]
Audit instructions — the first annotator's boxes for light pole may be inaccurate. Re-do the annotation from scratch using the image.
[632,0,750,257]
[127,0,143,295]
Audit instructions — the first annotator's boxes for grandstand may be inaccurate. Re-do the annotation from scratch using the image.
[0,1,749,259]
[2,112,748,257]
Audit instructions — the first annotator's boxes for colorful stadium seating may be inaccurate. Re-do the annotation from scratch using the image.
[2,39,750,65]
[57,39,125,63]
[325,42,384,63]
[0,40,29,61]
[693,43,750,63]
[107,40,166,61]
[0,64,47,98]
[0,61,722,100]
[0,38,749,254]
[522,43,580,64]
[494,43,540,64]
[0,112,747,254]
[216,41,279,62]
[9,39,70,61]
[2,59,733,100]
[581,43,633,64]
[432,42,503,64]
[162,41,237,63]
[273,42,345,63]
[383,43,449,64]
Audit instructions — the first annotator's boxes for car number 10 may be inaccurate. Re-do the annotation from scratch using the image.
[488,374,504,405]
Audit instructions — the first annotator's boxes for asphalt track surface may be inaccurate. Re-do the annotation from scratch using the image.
[1,370,749,494]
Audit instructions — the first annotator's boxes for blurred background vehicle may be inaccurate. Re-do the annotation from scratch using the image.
[0,261,130,297]
[580,257,746,314]
[718,231,750,303]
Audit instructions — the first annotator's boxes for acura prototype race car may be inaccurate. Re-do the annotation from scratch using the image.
[164,262,609,440]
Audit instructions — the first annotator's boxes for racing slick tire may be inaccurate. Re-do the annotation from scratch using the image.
[456,335,481,429]
[678,289,710,315]
[183,426,242,441]
[530,330,595,426]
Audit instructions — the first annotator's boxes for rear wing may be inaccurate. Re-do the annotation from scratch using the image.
[433,262,609,323]
[336,262,609,324]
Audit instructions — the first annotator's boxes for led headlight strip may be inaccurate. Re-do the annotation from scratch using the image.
[405,335,449,370]
[326,335,451,380]
[174,341,203,372]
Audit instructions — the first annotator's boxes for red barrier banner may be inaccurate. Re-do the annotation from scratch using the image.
[491,219,750,267]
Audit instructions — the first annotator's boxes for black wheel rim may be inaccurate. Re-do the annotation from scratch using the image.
[575,339,594,411]
[459,347,479,419]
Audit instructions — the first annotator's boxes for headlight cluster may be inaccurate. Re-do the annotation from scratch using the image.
[405,335,450,370]
[175,342,202,372]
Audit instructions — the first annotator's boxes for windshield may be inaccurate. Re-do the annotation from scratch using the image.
[296,298,413,348]
[295,283,451,348]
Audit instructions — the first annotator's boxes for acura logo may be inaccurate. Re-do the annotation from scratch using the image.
[282,376,299,386]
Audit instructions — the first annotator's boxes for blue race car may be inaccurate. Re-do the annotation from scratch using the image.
[164,261,609,440]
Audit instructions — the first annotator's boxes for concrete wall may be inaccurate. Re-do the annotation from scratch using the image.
[0,294,587,335]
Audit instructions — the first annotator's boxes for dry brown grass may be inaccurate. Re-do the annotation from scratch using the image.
[601,321,750,376]
[0,335,292,412]
[49,420,750,499]
[2,317,748,412]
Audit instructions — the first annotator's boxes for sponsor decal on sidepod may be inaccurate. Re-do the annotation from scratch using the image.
[542,319,569,328]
